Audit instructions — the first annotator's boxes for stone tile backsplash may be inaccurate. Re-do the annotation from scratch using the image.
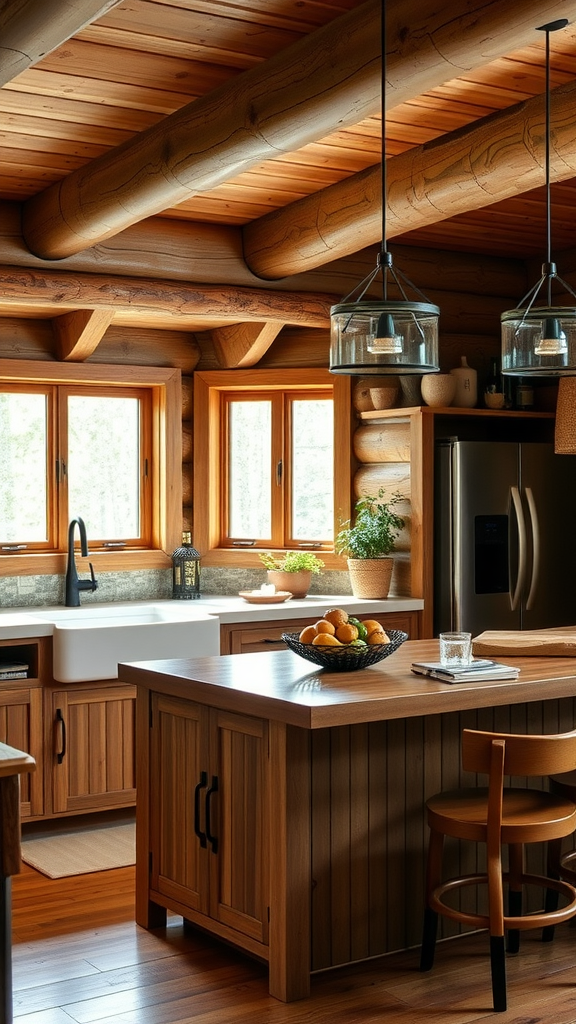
[0,567,353,607]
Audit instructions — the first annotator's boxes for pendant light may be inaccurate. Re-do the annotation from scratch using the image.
[501,19,576,378]
[329,2,440,375]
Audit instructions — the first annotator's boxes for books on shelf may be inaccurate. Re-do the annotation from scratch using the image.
[411,659,520,684]
[0,663,29,680]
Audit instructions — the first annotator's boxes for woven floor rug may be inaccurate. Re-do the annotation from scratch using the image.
[21,822,135,878]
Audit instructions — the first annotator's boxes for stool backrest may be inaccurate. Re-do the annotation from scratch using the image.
[462,728,576,778]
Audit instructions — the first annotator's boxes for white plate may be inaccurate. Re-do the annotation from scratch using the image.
[238,591,293,604]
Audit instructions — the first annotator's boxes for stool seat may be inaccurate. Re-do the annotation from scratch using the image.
[420,728,576,1013]
[428,787,576,843]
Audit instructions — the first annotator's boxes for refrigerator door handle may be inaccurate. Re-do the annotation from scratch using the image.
[510,486,527,611]
[525,486,540,611]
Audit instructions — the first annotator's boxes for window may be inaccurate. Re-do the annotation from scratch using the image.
[194,369,352,569]
[0,360,182,572]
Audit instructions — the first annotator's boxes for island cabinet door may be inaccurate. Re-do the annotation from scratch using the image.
[207,708,269,946]
[149,694,210,916]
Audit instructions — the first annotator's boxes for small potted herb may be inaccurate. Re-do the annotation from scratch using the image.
[259,550,324,598]
[335,491,405,598]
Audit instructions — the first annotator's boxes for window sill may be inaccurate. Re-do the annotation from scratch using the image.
[0,550,172,576]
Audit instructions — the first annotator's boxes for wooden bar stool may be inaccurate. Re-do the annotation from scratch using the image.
[420,728,576,1013]
[548,770,576,886]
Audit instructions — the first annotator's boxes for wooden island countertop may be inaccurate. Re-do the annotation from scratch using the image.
[122,641,576,1003]
[119,638,576,729]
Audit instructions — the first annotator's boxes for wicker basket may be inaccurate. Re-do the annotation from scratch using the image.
[281,630,407,672]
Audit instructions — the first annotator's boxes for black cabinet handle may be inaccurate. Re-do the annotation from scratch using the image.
[56,707,66,764]
[205,775,219,854]
[193,771,208,848]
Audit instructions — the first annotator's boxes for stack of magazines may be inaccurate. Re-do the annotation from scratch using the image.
[411,659,520,683]
[0,662,29,680]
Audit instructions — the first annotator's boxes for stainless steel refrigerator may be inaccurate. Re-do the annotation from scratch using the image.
[434,440,576,636]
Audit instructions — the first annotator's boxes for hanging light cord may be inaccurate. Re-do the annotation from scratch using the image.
[339,0,431,309]
[515,18,576,318]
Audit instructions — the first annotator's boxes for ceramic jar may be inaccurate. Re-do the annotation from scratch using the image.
[450,356,477,407]
[420,373,456,408]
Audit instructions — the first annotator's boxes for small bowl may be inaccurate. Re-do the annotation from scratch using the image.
[484,392,506,409]
[281,630,407,671]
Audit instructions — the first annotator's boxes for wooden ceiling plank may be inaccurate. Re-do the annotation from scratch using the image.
[243,78,576,278]
[84,1,304,67]
[210,321,283,368]
[53,307,115,361]
[0,0,123,87]
[35,38,232,95]
[8,68,196,117]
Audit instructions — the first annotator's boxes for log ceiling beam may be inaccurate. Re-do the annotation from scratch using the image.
[243,79,576,279]
[21,0,576,262]
[0,266,333,330]
[0,0,122,87]
[210,322,283,369]
[21,0,381,261]
[53,308,115,361]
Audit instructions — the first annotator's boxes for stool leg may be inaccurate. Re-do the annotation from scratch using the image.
[543,837,562,942]
[490,935,507,1012]
[506,843,523,954]
[420,907,438,971]
[420,828,443,972]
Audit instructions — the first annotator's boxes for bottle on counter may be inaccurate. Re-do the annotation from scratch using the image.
[450,356,477,408]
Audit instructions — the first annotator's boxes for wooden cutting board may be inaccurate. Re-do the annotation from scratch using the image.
[472,626,576,657]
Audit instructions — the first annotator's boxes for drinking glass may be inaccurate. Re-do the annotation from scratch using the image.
[439,631,472,667]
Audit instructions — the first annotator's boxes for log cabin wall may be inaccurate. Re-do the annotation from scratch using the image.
[0,234,543,601]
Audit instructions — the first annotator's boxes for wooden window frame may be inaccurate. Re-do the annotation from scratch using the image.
[194,369,352,570]
[0,359,182,575]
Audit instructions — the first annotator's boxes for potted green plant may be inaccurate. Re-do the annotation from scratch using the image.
[258,550,324,598]
[335,490,405,599]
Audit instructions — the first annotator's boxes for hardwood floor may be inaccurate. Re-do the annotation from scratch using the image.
[11,862,576,1023]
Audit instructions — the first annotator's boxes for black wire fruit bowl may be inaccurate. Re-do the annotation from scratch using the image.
[281,630,408,672]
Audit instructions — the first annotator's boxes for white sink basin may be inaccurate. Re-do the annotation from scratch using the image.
[33,602,221,682]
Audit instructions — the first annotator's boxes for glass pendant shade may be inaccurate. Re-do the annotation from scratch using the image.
[328,2,440,377]
[330,300,440,375]
[501,306,576,375]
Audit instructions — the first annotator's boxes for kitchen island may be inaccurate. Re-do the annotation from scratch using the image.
[121,640,576,1001]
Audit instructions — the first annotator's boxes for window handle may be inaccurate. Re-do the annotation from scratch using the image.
[276,460,282,485]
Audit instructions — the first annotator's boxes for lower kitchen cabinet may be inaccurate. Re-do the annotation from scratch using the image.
[0,683,43,818]
[0,636,50,818]
[147,692,269,953]
[48,682,136,815]
[220,609,420,654]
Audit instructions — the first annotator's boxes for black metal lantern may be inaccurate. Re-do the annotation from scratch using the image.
[172,531,201,599]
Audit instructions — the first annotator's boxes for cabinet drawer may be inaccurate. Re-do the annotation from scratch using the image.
[222,617,319,654]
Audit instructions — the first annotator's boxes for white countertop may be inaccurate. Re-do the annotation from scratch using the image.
[0,594,423,639]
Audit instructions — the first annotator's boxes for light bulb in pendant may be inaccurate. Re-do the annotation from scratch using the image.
[534,317,568,356]
[367,312,402,354]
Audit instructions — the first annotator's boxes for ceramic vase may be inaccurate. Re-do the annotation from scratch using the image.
[266,569,312,599]
[420,374,456,408]
[450,356,477,407]
[369,381,400,410]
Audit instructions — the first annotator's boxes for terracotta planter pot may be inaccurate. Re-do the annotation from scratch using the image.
[266,569,312,599]
[347,557,393,599]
